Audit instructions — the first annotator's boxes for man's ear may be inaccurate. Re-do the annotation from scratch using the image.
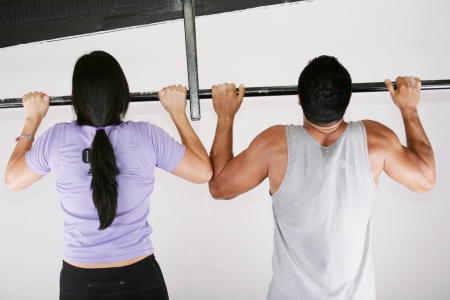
[297,94,301,106]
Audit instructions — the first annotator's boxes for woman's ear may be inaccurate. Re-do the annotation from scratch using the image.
[297,94,301,106]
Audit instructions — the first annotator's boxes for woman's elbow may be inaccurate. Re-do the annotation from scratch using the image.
[199,167,213,184]
[4,176,22,192]
[191,165,213,184]
[205,166,213,182]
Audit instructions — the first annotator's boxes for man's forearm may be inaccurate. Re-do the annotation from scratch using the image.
[401,108,435,174]
[210,116,235,178]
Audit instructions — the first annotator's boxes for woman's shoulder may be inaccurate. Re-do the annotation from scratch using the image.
[54,120,76,128]
[121,120,147,126]
[40,120,75,136]
[120,121,176,143]
[120,120,162,133]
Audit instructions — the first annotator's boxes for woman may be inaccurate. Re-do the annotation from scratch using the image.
[4,51,212,299]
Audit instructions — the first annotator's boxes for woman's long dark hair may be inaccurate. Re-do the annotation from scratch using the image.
[72,51,130,230]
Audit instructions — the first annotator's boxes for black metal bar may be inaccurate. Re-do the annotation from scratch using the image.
[183,0,201,121]
[1,80,449,109]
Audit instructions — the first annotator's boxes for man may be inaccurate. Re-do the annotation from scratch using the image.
[208,55,435,299]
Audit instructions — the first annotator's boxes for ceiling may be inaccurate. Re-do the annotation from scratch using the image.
[0,0,305,48]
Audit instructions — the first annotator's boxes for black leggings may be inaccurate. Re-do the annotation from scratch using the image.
[60,255,169,300]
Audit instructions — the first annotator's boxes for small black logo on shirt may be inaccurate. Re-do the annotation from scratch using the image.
[82,148,119,176]
[82,148,91,164]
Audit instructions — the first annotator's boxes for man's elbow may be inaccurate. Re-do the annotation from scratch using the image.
[420,175,436,192]
[208,182,223,199]
[421,168,436,191]
[208,181,235,200]
[411,174,436,193]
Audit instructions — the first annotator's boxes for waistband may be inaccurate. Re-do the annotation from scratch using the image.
[62,254,156,279]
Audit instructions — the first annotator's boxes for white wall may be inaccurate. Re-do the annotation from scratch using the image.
[1,0,450,299]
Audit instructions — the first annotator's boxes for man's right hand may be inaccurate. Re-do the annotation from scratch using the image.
[385,76,421,112]
[212,83,245,119]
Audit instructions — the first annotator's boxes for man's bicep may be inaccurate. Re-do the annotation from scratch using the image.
[225,149,269,196]
[209,139,270,200]
[383,133,428,192]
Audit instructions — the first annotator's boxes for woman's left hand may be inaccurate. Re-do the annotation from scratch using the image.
[158,85,188,118]
[22,91,50,123]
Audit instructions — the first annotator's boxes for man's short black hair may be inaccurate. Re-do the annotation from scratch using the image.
[298,55,352,126]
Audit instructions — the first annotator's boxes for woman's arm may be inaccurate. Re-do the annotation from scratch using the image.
[4,92,50,191]
[158,85,212,184]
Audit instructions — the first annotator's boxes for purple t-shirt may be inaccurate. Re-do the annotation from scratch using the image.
[25,120,186,264]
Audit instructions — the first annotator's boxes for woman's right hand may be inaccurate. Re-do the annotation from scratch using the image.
[158,85,188,118]
[22,91,50,123]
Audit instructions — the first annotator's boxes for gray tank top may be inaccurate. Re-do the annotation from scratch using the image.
[268,121,378,300]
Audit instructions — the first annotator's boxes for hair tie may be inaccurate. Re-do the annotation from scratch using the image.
[96,127,106,131]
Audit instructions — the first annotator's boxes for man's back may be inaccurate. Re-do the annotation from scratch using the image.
[208,60,435,299]
[268,122,377,299]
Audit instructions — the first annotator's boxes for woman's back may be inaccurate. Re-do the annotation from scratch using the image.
[25,120,185,264]
[5,50,212,299]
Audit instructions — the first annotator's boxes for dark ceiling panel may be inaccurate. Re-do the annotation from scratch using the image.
[0,0,305,48]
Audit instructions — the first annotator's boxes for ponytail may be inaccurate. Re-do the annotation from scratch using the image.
[90,129,119,230]
[71,50,130,230]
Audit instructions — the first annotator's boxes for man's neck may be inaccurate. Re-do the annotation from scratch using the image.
[302,117,348,147]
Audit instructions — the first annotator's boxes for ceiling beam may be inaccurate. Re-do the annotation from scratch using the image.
[0,0,305,48]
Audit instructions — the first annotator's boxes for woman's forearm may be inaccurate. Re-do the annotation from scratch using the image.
[170,112,210,166]
[7,118,41,171]
[5,118,42,190]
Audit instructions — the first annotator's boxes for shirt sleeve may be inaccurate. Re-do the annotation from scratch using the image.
[148,124,186,172]
[24,126,56,175]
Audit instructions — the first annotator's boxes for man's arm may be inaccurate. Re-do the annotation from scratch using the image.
[363,76,435,192]
[208,83,286,200]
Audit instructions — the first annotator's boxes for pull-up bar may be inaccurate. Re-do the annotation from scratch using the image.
[2,0,450,112]
[1,80,449,109]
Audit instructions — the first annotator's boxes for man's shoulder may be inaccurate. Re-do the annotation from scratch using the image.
[361,119,394,136]
[249,125,288,157]
[264,125,287,134]
[258,125,287,143]
[361,119,398,150]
